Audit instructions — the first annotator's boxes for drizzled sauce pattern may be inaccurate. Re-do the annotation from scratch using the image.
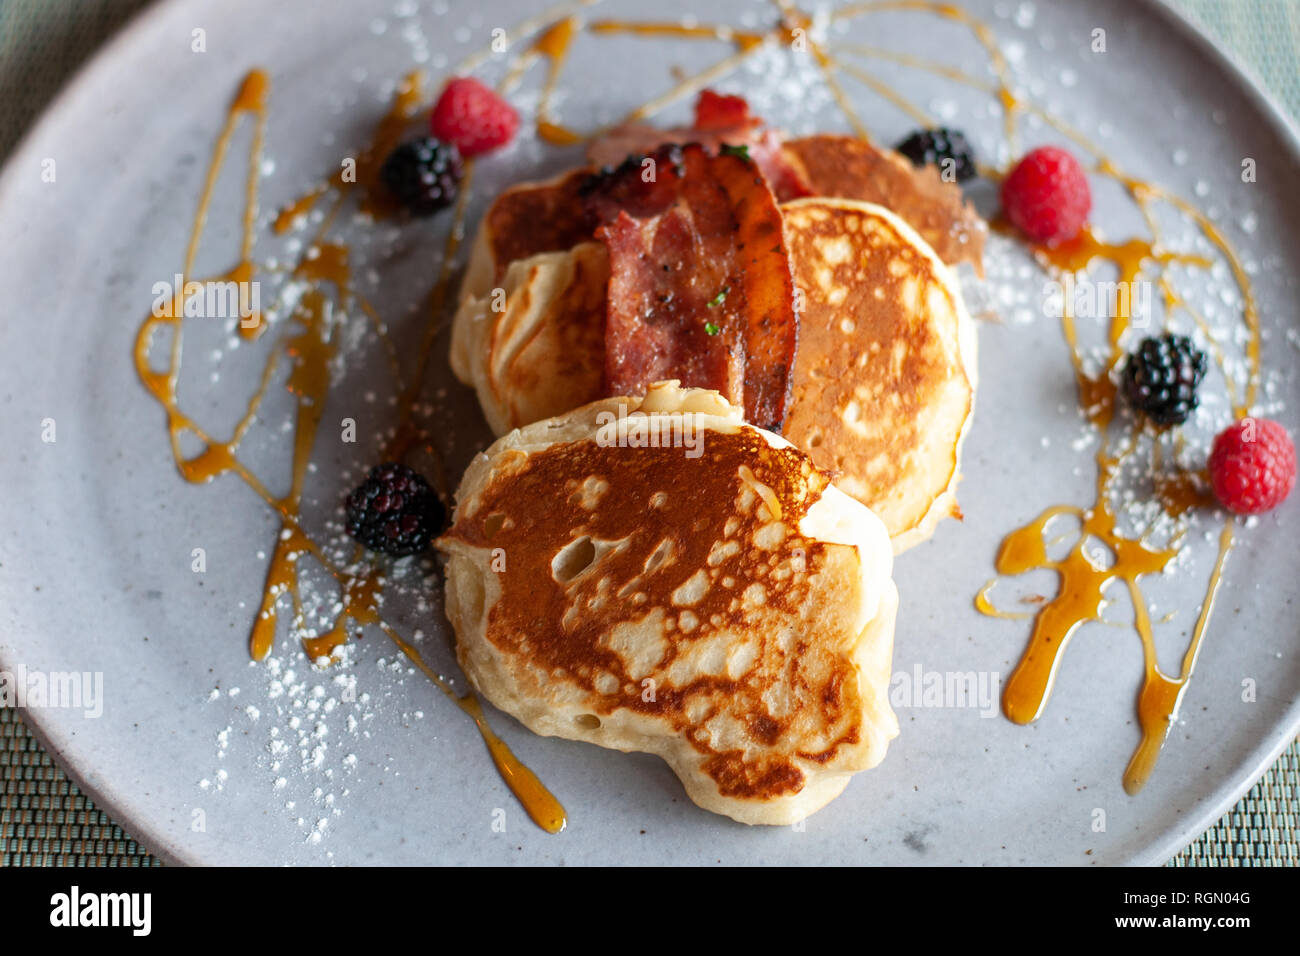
[133,65,566,832]
[135,0,1263,835]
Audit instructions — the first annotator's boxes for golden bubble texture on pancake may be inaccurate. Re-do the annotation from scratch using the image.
[452,174,979,552]
[780,134,986,272]
[437,383,898,825]
[781,198,977,553]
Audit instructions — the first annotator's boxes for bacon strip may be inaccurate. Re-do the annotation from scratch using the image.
[585,143,798,430]
[587,91,812,204]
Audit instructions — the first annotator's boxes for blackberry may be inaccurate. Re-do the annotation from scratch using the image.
[379,137,462,216]
[345,463,444,557]
[1121,334,1208,426]
[895,127,977,183]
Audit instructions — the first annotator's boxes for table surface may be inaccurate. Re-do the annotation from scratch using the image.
[1,0,1297,867]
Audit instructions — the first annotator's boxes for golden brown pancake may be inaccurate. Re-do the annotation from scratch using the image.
[453,190,977,551]
[437,383,898,825]
[781,135,986,272]
[454,168,598,325]
[451,242,609,435]
[781,198,977,553]
[483,168,595,282]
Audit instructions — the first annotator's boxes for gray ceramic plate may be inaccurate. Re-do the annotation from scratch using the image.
[2,0,1298,865]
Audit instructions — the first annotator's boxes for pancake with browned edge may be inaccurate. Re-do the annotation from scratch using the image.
[780,197,977,553]
[452,190,977,551]
[451,242,609,436]
[437,382,898,825]
[781,134,986,272]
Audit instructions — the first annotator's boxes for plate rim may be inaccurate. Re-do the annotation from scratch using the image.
[1,0,1297,867]
[0,0,202,868]
[1115,0,1300,868]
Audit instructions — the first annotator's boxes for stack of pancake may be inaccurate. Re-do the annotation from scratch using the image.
[439,99,984,825]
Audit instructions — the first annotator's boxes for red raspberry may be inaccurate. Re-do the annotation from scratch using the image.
[430,77,518,157]
[1001,146,1091,245]
[1207,417,1296,515]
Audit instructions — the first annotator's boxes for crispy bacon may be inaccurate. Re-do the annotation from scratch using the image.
[585,144,798,430]
[597,208,746,411]
[587,91,812,204]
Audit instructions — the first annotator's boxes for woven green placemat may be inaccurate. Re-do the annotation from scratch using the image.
[1156,0,1300,869]
[1169,740,1300,866]
[1,0,1297,868]
[1,707,159,866]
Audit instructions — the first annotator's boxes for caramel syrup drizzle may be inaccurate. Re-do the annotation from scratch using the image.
[532,17,584,145]
[498,0,1249,799]
[815,1,1261,792]
[137,1,791,837]
[136,0,1262,834]
[134,69,567,833]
